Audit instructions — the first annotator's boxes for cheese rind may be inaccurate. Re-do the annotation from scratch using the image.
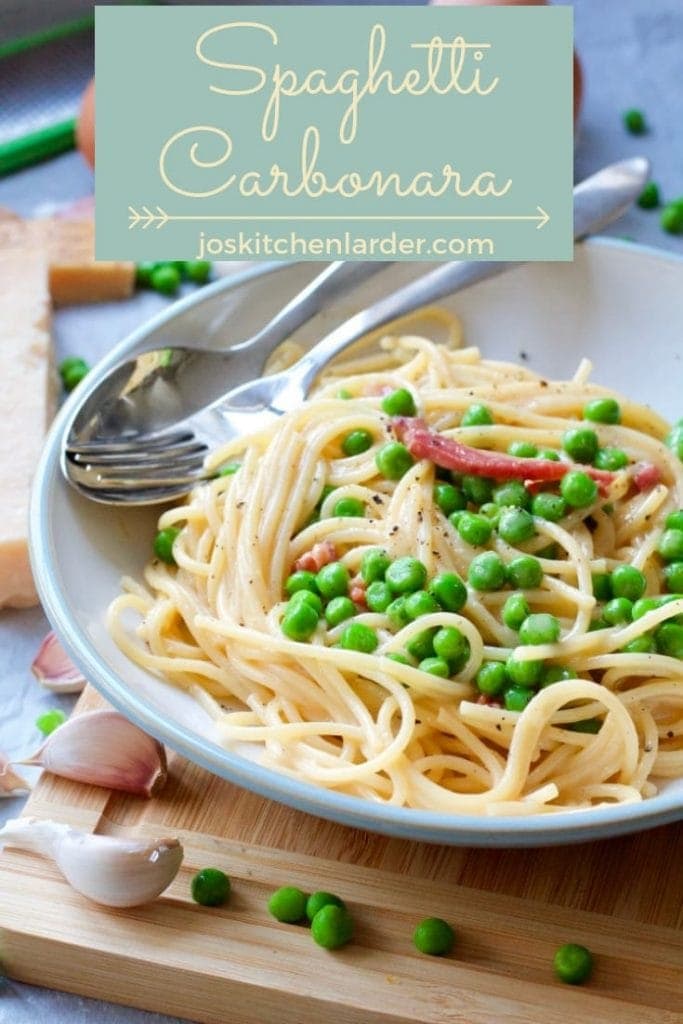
[0,246,54,609]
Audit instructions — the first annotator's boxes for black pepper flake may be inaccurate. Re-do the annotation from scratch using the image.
[519,351,529,361]
[236,500,245,509]
[390,524,399,535]
[372,494,383,505]
[540,379,548,388]
[667,730,674,739]
[495,723,502,732]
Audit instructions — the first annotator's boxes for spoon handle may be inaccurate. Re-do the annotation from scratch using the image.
[289,157,649,396]
[232,260,389,364]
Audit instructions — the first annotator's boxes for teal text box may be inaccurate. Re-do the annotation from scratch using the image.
[95,5,573,261]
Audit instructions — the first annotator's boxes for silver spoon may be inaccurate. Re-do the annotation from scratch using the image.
[63,157,649,506]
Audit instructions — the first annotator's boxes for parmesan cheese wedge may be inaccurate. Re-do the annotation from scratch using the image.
[0,244,55,608]
[44,218,135,306]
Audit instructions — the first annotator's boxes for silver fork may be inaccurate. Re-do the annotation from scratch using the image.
[63,158,649,506]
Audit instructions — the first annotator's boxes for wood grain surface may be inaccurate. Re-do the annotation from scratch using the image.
[0,687,680,1024]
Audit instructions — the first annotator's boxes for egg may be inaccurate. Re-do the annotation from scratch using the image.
[76,78,95,168]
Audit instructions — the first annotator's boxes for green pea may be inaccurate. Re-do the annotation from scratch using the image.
[661,203,683,235]
[59,355,90,391]
[461,475,494,505]
[268,886,308,923]
[448,510,465,531]
[333,498,365,518]
[461,403,493,427]
[540,665,576,687]
[567,718,602,734]
[493,481,531,509]
[583,398,621,424]
[341,429,373,457]
[589,617,609,632]
[404,590,440,620]
[665,510,683,531]
[539,448,560,461]
[594,447,629,471]
[433,627,470,671]
[504,686,535,711]
[507,440,538,458]
[366,581,393,613]
[386,596,410,629]
[502,592,530,630]
[498,507,536,545]
[475,661,507,696]
[655,622,683,659]
[665,422,683,461]
[289,590,323,616]
[658,529,683,562]
[457,511,493,546]
[191,868,230,907]
[285,571,319,597]
[620,635,656,654]
[385,652,411,666]
[562,428,599,464]
[553,943,594,985]
[135,261,158,287]
[217,461,241,476]
[637,182,660,209]
[468,552,506,591]
[281,602,319,641]
[603,597,633,625]
[479,502,502,524]
[375,442,414,480]
[386,557,428,594]
[325,596,356,627]
[35,708,67,736]
[360,548,391,584]
[184,260,212,284]
[406,628,437,661]
[339,622,378,653]
[154,526,181,564]
[150,263,181,295]
[506,555,543,590]
[428,572,467,613]
[305,891,345,923]
[381,387,416,417]
[611,564,646,601]
[311,904,354,949]
[413,917,455,956]
[531,492,567,522]
[591,573,613,602]
[664,562,683,593]
[536,542,559,560]
[505,655,544,687]
[518,613,560,645]
[434,482,466,517]
[337,388,352,400]
[418,656,450,677]
[560,470,598,508]
[316,562,350,599]
[623,108,647,134]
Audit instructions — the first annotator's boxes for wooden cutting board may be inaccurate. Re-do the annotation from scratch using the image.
[0,687,681,1024]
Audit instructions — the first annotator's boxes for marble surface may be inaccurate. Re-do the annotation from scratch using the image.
[0,1,682,1020]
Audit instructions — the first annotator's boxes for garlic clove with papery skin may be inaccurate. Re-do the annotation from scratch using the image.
[0,753,30,797]
[0,817,183,907]
[21,709,168,797]
[31,632,86,693]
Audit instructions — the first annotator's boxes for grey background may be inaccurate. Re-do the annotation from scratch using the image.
[1,1,682,1021]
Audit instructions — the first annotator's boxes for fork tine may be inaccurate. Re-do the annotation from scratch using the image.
[83,457,206,483]
[69,440,208,467]
[66,428,196,457]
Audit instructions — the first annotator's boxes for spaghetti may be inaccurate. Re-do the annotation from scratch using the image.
[108,316,683,814]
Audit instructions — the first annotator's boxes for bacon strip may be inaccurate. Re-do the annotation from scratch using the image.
[294,541,337,573]
[394,418,616,491]
[632,462,661,492]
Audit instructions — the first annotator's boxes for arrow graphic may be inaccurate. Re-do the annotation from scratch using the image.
[127,206,551,230]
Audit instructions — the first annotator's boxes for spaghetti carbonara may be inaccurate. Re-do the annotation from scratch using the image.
[109,312,683,815]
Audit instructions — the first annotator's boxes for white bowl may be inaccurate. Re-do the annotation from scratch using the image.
[31,241,683,846]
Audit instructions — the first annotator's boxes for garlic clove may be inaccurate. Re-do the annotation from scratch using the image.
[0,753,30,797]
[0,817,183,907]
[31,632,86,694]
[21,709,167,797]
